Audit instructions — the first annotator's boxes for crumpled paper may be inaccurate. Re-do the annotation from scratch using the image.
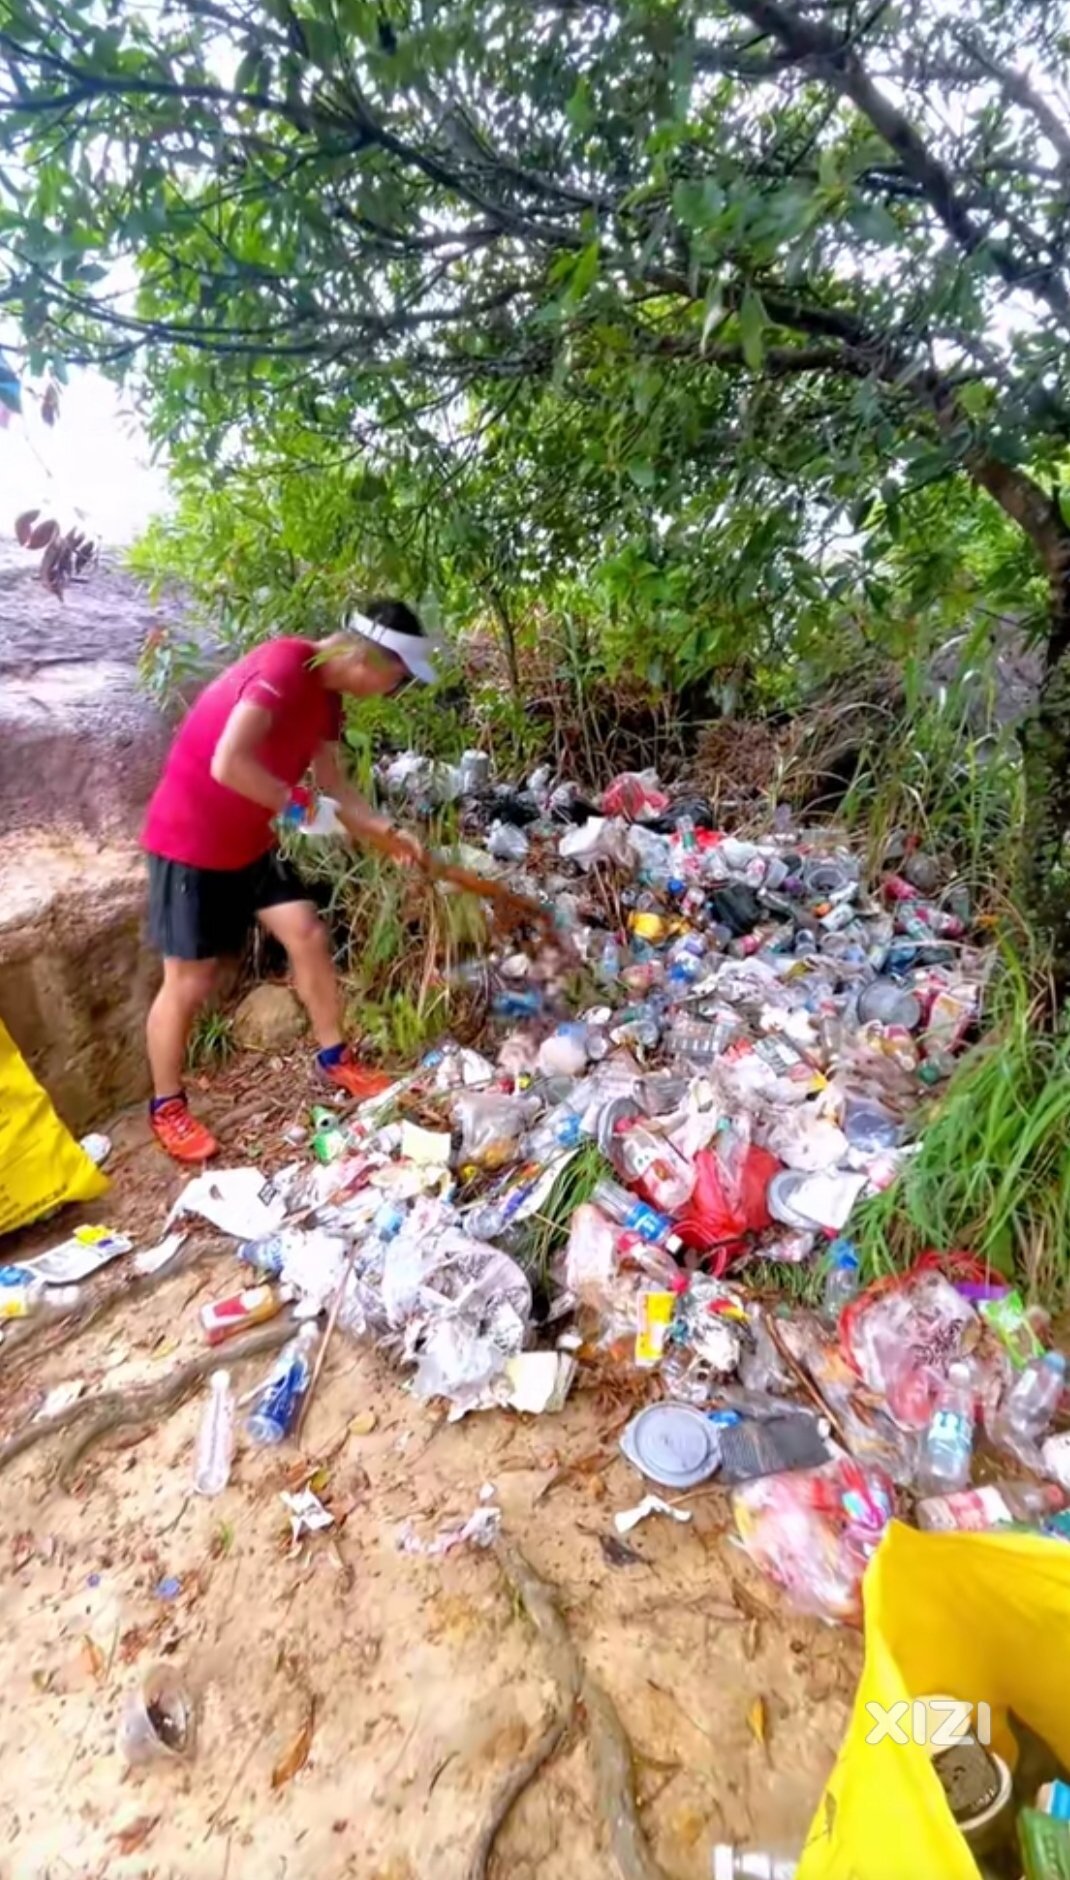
[396,1504,502,1556]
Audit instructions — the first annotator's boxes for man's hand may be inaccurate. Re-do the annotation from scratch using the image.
[382,826,427,868]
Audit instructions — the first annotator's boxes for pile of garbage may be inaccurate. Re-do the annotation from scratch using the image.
[12,760,1070,1640]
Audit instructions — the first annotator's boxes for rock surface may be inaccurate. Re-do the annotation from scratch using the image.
[0,835,160,1132]
[0,541,181,841]
[0,543,200,1129]
[233,983,307,1052]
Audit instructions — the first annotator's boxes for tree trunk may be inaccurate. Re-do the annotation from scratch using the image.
[492,592,522,702]
[1020,565,1070,995]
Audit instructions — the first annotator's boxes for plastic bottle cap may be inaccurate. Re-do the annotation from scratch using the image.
[1047,1351,1067,1372]
[210,1369,230,1389]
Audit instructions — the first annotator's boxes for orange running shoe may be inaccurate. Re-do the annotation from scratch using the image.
[151,1096,219,1163]
[318,1048,394,1103]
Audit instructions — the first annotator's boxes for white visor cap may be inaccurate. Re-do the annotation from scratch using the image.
[344,609,440,685]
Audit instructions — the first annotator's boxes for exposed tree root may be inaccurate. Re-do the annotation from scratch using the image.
[0,1318,295,1489]
[0,1235,228,1380]
[478,1538,677,1880]
[465,1714,569,1880]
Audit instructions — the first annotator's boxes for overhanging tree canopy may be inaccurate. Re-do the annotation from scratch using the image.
[4,0,1070,940]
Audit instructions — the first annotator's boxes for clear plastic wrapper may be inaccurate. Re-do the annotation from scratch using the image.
[564,1202,617,1306]
[778,1312,919,1483]
[841,1268,977,1430]
[453,1090,536,1168]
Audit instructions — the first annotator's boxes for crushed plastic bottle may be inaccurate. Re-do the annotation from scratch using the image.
[525,1106,584,1162]
[194,1369,235,1496]
[608,1002,661,1049]
[609,1122,695,1213]
[0,1279,82,1321]
[997,1350,1067,1459]
[592,1177,675,1246]
[711,1849,797,1880]
[821,1241,860,1322]
[236,1234,288,1278]
[916,1478,1066,1533]
[247,1322,319,1446]
[916,1359,974,1496]
[597,934,623,982]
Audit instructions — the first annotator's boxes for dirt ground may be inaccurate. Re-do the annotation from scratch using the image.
[0,1056,860,1880]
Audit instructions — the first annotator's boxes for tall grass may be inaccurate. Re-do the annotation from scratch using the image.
[853,935,1070,1302]
[287,811,490,1062]
[835,641,1024,910]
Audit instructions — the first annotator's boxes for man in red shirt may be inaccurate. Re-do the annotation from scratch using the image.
[141,599,438,1161]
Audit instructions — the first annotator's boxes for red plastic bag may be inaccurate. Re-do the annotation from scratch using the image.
[675,1138,781,1271]
[601,771,670,820]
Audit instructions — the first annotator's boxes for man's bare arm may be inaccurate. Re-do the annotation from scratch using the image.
[210,700,290,812]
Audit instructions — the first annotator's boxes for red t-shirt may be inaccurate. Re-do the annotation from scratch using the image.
[142,638,342,869]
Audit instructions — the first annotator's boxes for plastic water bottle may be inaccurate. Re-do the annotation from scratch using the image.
[236,1234,287,1277]
[610,1124,694,1212]
[674,816,701,879]
[247,1323,319,1446]
[592,1176,674,1246]
[597,935,623,983]
[916,1360,974,1496]
[526,1106,584,1162]
[821,1242,860,1322]
[194,1369,235,1495]
[1003,1350,1066,1445]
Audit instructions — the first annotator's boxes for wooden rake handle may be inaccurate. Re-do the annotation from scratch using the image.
[361,823,557,936]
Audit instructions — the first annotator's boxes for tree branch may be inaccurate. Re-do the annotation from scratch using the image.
[721,0,1070,326]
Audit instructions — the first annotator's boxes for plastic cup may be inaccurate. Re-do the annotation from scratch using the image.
[117,1665,195,1766]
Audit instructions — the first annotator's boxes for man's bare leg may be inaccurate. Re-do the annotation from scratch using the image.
[147,957,220,1096]
[256,899,342,1048]
[258,899,392,1100]
[146,957,221,1160]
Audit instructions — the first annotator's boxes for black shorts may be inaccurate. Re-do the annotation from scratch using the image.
[146,851,314,960]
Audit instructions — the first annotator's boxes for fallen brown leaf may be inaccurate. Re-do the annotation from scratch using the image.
[81,1634,105,1682]
[747,1694,771,1762]
[271,1699,316,1789]
[349,1410,378,1436]
[112,1814,159,1857]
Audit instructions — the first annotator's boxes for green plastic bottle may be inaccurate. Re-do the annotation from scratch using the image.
[1019,1809,1070,1880]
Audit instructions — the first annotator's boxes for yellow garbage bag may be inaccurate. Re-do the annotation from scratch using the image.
[0,1019,108,1234]
[798,1518,1070,1879]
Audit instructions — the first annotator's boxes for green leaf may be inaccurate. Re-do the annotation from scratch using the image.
[566,77,595,132]
[563,240,600,305]
[847,199,900,245]
[739,287,766,372]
